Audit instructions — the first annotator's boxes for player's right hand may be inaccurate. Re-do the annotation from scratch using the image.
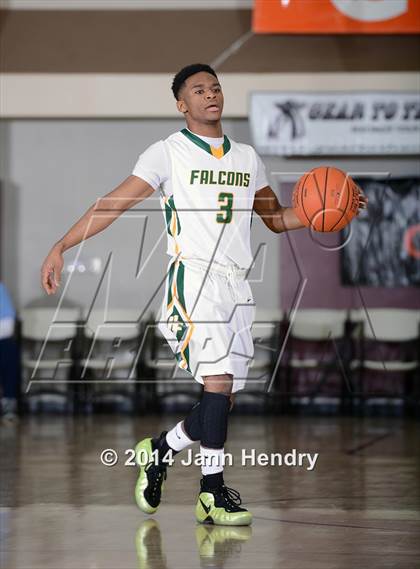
[41,245,64,295]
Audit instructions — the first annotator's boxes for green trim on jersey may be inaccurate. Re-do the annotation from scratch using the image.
[176,261,186,309]
[167,261,176,306]
[168,305,185,342]
[166,259,191,373]
[164,195,181,237]
[181,128,231,158]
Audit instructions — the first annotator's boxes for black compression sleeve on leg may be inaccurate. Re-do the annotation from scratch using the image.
[200,391,230,449]
[183,401,201,441]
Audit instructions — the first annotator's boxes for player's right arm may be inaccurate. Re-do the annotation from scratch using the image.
[41,175,154,295]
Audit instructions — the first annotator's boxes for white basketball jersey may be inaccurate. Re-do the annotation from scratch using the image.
[133,129,267,269]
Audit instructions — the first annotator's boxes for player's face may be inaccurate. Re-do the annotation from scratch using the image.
[177,72,224,123]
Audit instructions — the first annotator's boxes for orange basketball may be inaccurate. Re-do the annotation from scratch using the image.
[292,167,360,232]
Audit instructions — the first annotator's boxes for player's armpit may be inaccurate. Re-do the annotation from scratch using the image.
[95,175,155,213]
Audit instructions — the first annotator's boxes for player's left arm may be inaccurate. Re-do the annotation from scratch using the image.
[253,186,304,234]
[253,185,369,234]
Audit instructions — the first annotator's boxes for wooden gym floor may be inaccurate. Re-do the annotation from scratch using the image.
[1,414,419,568]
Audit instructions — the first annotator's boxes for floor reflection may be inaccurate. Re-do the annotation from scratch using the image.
[2,416,420,568]
[195,524,252,568]
[135,520,167,569]
[135,519,253,569]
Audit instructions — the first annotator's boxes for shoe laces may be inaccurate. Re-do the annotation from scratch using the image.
[219,485,242,507]
[145,462,167,497]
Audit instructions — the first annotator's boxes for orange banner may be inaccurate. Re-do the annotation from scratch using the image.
[253,0,420,34]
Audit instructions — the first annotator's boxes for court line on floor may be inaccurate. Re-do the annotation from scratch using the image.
[247,494,419,505]
[252,515,416,532]
[345,431,395,455]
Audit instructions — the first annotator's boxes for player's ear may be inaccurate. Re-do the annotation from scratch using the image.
[177,99,188,114]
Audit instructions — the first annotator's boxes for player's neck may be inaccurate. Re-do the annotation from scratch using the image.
[185,120,223,139]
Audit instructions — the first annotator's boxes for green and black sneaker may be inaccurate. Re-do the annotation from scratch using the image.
[135,520,166,569]
[134,432,168,514]
[195,525,252,566]
[195,480,252,526]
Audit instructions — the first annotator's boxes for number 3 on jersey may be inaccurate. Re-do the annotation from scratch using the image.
[216,192,233,224]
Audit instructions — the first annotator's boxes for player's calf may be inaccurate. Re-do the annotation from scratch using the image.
[196,387,252,525]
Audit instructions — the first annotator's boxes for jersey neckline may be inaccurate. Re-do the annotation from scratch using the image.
[181,128,231,159]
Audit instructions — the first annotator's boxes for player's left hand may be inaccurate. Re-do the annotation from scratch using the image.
[356,187,368,215]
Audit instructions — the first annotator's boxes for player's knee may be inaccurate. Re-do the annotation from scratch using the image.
[183,390,234,443]
[203,373,233,396]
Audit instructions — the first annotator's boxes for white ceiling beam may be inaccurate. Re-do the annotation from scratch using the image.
[1,73,418,118]
[0,0,253,10]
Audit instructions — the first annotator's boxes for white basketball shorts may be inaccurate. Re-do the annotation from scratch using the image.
[157,256,256,393]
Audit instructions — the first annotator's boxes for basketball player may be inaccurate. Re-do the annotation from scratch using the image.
[41,64,367,526]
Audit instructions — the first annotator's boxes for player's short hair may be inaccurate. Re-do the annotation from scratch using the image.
[171,63,218,100]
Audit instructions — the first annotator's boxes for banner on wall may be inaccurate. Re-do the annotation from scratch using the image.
[341,178,420,287]
[253,0,420,34]
[249,92,420,156]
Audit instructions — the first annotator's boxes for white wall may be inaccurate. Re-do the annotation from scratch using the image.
[0,119,281,314]
[1,118,418,314]
[2,73,418,118]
